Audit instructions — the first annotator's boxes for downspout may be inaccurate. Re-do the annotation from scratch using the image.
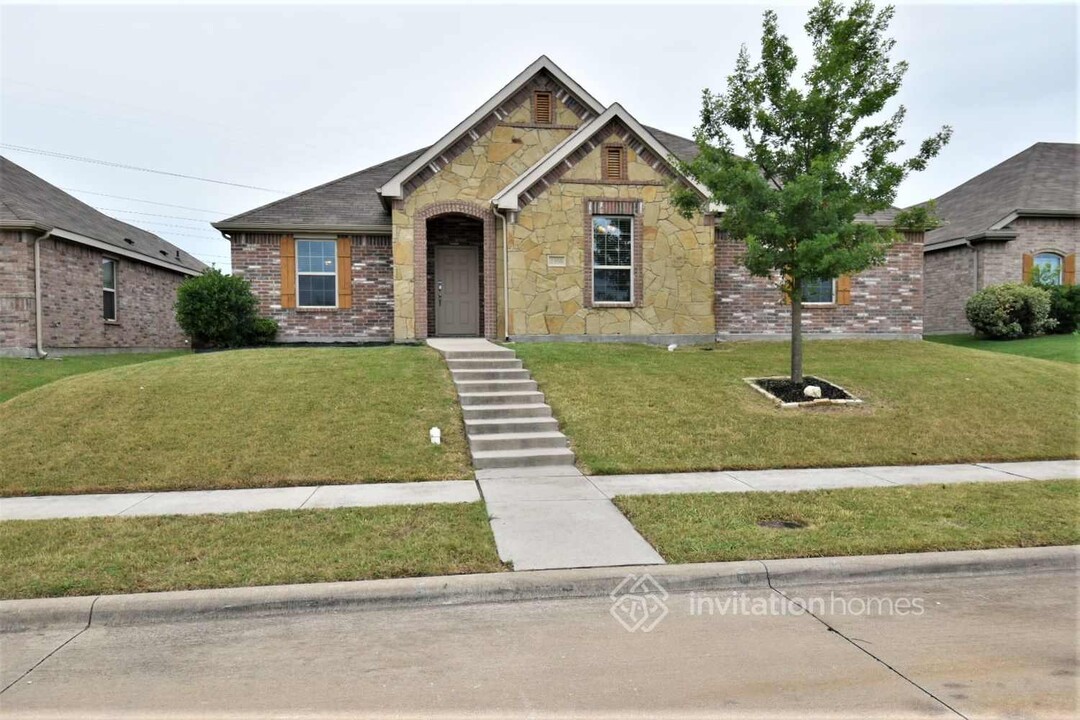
[965,239,978,293]
[33,231,53,358]
[493,208,512,341]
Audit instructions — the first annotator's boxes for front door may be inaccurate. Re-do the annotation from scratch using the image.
[435,245,480,336]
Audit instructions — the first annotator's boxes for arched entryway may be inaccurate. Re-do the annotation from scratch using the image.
[413,202,497,339]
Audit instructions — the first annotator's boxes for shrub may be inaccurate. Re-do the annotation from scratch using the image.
[1046,284,1080,334]
[175,269,271,348]
[965,283,1055,339]
[248,317,280,345]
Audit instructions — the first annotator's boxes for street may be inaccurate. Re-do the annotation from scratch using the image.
[1,569,1076,718]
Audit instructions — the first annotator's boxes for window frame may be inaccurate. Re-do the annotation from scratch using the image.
[295,237,339,309]
[801,277,837,306]
[1033,251,1064,286]
[102,257,118,322]
[591,214,634,306]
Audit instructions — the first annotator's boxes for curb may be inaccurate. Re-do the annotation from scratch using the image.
[2,545,1075,632]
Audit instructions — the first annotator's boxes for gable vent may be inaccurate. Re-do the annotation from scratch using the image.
[603,145,625,181]
[533,91,553,124]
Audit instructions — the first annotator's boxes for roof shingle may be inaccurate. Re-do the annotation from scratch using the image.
[0,156,207,274]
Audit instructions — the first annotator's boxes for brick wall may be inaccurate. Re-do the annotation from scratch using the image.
[0,230,37,356]
[924,217,1079,334]
[715,231,924,338]
[923,244,975,334]
[37,237,188,350]
[231,232,394,341]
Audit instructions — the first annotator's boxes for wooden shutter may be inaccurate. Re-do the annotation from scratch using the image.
[280,235,296,309]
[1064,254,1076,285]
[336,237,352,309]
[1022,252,1033,283]
[836,275,852,305]
[533,91,552,124]
[781,273,792,304]
[603,146,625,181]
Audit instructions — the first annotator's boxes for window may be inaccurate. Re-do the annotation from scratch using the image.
[1033,252,1063,285]
[296,239,337,307]
[592,215,633,303]
[801,277,836,304]
[533,91,553,124]
[603,145,625,181]
[102,258,117,321]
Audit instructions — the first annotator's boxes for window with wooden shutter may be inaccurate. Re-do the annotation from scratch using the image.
[533,91,553,124]
[603,145,625,181]
[280,235,296,309]
[336,237,352,309]
[836,275,852,305]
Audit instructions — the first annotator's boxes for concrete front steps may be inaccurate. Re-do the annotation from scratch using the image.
[427,339,575,470]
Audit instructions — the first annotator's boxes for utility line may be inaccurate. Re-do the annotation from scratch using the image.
[64,188,227,214]
[95,207,221,222]
[1,143,286,193]
[119,218,215,232]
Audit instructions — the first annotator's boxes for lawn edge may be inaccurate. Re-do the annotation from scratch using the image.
[3,545,1075,632]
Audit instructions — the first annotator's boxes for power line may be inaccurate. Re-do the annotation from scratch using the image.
[95,207,220,222]
[64,188,227,214]
[0,143,286,193]
[118,218,216,232]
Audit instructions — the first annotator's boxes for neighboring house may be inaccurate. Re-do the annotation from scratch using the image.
[923,142,1079,334]
[0,157,207,357]
[215,56,924,345]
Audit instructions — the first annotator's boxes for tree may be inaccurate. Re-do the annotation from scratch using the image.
[674,0,951,381]
[175,268,277,348]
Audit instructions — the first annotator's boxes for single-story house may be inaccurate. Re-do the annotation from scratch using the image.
[923,142,1078,334]
[0,157,207,357]
[215,56,924,345]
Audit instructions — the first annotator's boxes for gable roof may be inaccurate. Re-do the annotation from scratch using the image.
[213,148,427,233]
[925,142,1080,250]
[1,157,206,275]
[492,104,712,212]
[376,56,606,200]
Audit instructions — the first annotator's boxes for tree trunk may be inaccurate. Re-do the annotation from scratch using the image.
[790,279,803,383]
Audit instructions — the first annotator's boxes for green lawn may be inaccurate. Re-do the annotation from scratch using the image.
[615,480,1080,564]
[0,347,471,496]
[513,340,1079,475]
[926,333,1079,364]
[0,351,187,403]
[0,503,504,600]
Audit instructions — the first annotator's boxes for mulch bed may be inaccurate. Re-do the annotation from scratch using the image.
[751,376,855,404]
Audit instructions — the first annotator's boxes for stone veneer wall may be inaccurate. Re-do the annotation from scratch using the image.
[0,230,37,356]
[231,232,394,341]
[36,236,188,351]
[923,217,1078,334]
[505,127,715,339]
[715,231,924,338]
[391,77,584,340]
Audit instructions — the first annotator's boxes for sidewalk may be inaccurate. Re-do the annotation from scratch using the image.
[2,459,1074,522]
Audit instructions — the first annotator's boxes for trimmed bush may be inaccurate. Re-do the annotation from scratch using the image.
[965,283,1055,339]
[176,269,272,348]
[1046,284,1080,334]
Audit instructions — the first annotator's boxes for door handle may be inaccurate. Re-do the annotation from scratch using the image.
[437,281,444,306]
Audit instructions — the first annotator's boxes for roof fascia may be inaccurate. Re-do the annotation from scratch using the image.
[492,103,713,212]
[377,56,606,199]
[50,228,202,276]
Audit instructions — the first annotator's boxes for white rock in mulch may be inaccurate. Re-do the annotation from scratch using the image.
[803,385,822,399]
[667,343,678,352]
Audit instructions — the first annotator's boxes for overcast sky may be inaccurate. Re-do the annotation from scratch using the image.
[2,1,1076,272]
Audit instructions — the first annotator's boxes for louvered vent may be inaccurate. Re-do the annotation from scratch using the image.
[534,91,553,124]
[603,146,625,181]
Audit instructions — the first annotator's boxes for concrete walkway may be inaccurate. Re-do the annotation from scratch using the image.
[0,481,479,521]
[477,465,664,571]
[1,460,1074,522]
[588,459,1080,497]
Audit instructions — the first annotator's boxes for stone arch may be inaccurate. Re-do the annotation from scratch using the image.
[413,201,497,339]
